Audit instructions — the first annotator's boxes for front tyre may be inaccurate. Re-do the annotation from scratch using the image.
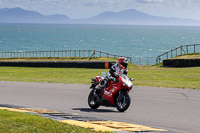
[115,91,131,112]
[88,89,100,109]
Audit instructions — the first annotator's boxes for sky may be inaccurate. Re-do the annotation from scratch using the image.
[0,0,200,19]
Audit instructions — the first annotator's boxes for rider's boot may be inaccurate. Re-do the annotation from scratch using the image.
[96,78,108,96]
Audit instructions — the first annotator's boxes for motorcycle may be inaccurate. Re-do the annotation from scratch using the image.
[88,74,134,112]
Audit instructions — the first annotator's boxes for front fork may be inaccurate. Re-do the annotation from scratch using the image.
[118,90,126,102]
[90,83,100,96]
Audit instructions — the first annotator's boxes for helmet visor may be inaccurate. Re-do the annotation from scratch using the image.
[121,62,128,69]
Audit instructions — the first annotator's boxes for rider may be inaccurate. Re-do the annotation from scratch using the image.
[97,57,129,93]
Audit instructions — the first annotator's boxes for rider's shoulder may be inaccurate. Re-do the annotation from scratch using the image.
[114,63,118,67]
[111,63,118,69]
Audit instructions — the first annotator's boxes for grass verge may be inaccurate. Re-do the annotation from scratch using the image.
[0,109,101,133]
[0,64,200,89]
[171,53,200,59]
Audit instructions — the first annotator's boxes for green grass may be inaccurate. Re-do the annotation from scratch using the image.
[0,64,200,89]
[171,53,200,59]
[0,109,101,133]
[129,65,200,89]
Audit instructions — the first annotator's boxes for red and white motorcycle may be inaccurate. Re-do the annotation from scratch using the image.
[88,74,133,112]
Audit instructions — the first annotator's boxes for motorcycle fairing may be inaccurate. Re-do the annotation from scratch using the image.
[103,81,124,104]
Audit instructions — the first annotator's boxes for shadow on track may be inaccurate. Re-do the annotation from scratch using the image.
[72,108,118,113]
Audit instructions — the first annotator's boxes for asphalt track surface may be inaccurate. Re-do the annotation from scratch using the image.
[0,81,200,133]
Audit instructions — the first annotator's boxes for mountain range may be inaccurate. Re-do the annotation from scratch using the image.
[0,7,70,23]
[0,7,200,26]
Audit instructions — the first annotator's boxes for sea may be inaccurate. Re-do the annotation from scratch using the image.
[0,23,200,64]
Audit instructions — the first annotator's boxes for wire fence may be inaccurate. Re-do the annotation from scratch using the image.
[3,44,199,66]
[0,49,158,65]
[131,57,157,65]
[0,50,96,58]
[0,49,133,63]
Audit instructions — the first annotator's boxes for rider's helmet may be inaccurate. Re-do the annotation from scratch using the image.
[118,57,128,69]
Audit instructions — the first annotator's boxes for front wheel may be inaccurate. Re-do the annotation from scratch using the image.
[115,91,131,112]
[88,89,100,109]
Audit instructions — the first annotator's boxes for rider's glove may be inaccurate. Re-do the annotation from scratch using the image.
[110,77,116,81]
[113,72,119,78]
[110,77,120,82]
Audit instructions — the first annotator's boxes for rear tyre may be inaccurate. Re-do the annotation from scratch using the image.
[88,89,100,109]
[115,91,131,112]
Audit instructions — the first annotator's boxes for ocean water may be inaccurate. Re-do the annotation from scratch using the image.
[0,24,200,58]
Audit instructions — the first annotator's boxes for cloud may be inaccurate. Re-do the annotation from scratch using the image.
[136,0,164,3]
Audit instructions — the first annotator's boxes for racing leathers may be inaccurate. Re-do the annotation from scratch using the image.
[98,62,128,90]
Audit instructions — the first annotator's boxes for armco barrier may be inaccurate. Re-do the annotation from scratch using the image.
[0,61,116,69]
[163,59,200,67]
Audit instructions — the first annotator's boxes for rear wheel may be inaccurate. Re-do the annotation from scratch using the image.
[88,89,100,109]
[115,91,131,112]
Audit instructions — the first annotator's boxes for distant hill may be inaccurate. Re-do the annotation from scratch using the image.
[0,7,70,23]
[73,9,200,26]
[1,7,200,26]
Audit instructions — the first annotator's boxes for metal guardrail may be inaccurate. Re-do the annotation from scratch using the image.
[156,44,200,64]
